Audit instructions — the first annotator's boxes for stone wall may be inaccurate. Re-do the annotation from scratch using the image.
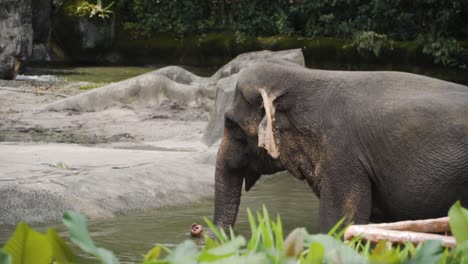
[0,0,33,80]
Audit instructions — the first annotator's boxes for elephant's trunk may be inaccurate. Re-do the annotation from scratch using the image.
[213,132,244,230]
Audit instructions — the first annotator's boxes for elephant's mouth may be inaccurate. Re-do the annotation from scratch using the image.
[289,164,320,196]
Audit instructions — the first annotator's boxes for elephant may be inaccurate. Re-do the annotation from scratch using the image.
[213,61,468,233]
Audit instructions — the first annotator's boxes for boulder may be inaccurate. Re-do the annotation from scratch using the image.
[40,49,306,142]
[0,0,33,80]
[38,69,212,112]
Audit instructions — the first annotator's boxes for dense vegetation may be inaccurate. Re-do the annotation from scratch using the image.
[115,0,468,65]
[1,202,468,264]
[117,0,467,39]
[51,0,468,67]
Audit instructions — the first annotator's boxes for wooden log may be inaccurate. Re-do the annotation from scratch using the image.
[366,217,450,233]
[344,225,456,248]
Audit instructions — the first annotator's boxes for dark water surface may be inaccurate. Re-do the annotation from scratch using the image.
[0,174,319,263]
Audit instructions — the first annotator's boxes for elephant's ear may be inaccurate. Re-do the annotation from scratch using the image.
[258,88,280,159]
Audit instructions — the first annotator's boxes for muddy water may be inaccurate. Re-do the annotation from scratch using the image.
[0,173,319,263]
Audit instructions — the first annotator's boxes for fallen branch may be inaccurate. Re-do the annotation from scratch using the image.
[345,225,456,248]
[0,86,69,98]
[365,217,450,233]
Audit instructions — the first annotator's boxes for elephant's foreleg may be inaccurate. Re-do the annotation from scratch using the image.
[319,169,372,233]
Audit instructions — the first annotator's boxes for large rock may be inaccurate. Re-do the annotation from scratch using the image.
[0,0,33,80]
[32,0,51,44]
[0,142,215,224]
[38,69,212,112]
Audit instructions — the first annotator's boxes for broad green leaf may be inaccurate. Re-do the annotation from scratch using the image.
[46,228,77,264]
[372,240,391,256]
[62,211,119,264]
[305,234,366,263]
[452,241,468,264]
[200,253,268,264]
[3,222,53,264]
[369,240,400,264]
[198,236,246,261]
[96,248,120,264]
[410,240,444,264]
[302,242,324,264]
[448,201,468,244]
[0,250,11,264]
[62,211,98,255]
[164,240,199,264]
[204,235,221,250]
[144,245,162,261]
[283,228,305,258]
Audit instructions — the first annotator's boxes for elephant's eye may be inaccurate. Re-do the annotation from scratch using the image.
[225,117,247,142]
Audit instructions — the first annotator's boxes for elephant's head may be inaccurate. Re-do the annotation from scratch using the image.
[213,62,305,230]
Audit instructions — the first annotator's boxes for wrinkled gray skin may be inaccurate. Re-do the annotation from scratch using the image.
[213,62,468,232]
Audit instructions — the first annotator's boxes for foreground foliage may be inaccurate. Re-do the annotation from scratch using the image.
[1,202,468,264]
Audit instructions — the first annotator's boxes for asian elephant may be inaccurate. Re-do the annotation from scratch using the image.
[213,62,468,233]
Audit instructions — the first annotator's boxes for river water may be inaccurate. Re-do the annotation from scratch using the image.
[0,173,319,263]
[1,63,467,263]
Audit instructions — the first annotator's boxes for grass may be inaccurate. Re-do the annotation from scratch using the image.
[78,82,109,90]
[1,202,468,264]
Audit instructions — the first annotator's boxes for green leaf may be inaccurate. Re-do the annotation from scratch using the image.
[449,201,468,244]
[302,242,324,264]
[362,240,371,256]
[372,240,391,256]
[283,228,305,258]
[62,211,119,264]
[247,209,259,251]
[62,211,97,255]
[410,240,444,264]
[229,227,236,241]
[204,235,221,250]
[144,245,161,261]
[327,217,346,237]
[200,253,268,264]
[0,250,11,264]
[305,234,366,263]
[164,240,199,264]
[45,228,77,264]
[203,217,228,243]
[273,214,284,251]
[257,212,273,249]
[96,248,120,264]
[198,236,246,261]
[369,240,400,264]
[3,222,53,264]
